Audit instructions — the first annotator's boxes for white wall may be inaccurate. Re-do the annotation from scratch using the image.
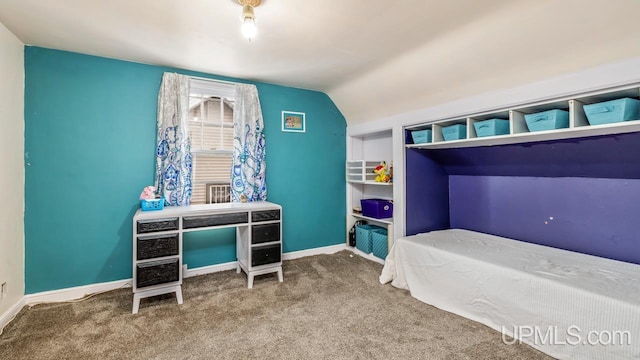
[0,21,24,318]
[332,0,640,125]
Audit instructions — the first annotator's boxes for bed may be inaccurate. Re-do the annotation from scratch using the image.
[380,229,640,360]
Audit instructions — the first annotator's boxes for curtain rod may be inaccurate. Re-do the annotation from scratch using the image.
[189,75,238,86]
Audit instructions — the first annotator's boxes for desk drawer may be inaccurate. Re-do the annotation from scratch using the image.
[137,234,179,260]
[183,212,248,229]
[251,223,280,244]
[136,258,179,288]
[251,243,281,267]
[252,210,281,222]
[137,218,179,234]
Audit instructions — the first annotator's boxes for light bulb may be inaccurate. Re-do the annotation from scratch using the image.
[241,17,257,40]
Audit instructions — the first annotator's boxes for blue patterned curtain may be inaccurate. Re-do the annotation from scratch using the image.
[154,72,192,206]
[231,84,267,202]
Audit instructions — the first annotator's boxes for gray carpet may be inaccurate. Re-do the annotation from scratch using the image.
[0,251,551,359]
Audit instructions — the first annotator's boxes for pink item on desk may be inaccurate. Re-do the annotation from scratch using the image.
[139,186,156,200]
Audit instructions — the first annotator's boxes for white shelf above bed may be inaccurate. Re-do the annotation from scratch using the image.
[405,85,640,149]
[407,119,640,149]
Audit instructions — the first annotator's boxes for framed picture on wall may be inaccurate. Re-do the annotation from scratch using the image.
[282,111,305,132]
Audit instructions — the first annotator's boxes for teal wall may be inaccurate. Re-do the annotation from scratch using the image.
[24,47,346,294]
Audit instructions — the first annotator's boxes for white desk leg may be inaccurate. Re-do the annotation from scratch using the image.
[248,274,254,289]
[175,287,183,305]
[236,263,241,274]
[277,267,283,283]
[132,293,141,314]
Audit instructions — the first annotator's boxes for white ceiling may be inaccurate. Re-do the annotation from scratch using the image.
[2,0,640,124]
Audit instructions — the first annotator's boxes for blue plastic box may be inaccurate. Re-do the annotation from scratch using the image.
[524,109,569,132]
[411,129,432,144]
[442,124,467,141]
[371,228,388,259]
[361,198,393,219]
[141,197,165,211]
[474,118,509,137]
[583,97,640,125]
[356,224,384,254]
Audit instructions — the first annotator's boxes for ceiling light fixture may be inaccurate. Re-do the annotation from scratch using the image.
[239,0,261,41]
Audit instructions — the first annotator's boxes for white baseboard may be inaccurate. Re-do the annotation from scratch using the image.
[183,243,348,278]
[24,279,131,306]
[282,243,347,260]
[0,296,26,334]
[184,261,238,278]
[1,243,351,330]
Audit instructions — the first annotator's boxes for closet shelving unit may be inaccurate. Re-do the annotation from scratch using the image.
[346,131,394,262]
[347,160,393,224]
[405,85,640,148]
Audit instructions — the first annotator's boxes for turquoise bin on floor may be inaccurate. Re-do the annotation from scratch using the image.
[356,224,385,254]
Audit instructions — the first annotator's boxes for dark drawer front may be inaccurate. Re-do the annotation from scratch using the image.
[137,233,179,260]
[251,244,281,267]
[252,210,281,222]
[251,223,280,244]
[137,218,179,234]
[183,212,248,229]
[136,258,179,288]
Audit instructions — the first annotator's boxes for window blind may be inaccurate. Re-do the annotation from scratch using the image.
[188,92,235,204]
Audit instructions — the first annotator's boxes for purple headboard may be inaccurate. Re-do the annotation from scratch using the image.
[449,175,640,265]
[405,132,640,265]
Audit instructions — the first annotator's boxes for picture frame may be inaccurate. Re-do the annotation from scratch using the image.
[281,111,306,132]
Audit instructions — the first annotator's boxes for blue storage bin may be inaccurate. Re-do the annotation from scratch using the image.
[371,228,388,259]
[583,97,640,125]
[141,197,166,211]
[524,109,569,132]
[473,118,510,137]
[355,224,384,254]
[411,129,432,144]
[442,124,467,141]
[361,199,393,219]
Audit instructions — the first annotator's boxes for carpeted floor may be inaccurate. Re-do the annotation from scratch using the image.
[0,251,552,359]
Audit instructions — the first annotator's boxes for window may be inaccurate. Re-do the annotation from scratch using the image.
[188,78,236,204]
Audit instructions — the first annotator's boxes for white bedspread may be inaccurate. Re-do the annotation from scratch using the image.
[380,229,640,359]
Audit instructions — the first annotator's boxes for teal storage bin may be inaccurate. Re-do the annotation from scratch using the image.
[411,129,432,144]
[141,197,166,211]
[524,109,569,132]
[371,228,388,259]
[356,224,384,253]
[583,97,640,125]
[473,118,510,137]
[442,124,466,141]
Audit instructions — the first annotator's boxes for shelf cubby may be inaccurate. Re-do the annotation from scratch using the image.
[405,84,640,149]
[346,160,379,182]
[405,125,433,145]
[468,111,510,139]
[432,118,466,143]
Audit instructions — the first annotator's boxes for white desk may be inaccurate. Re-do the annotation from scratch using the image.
[132,201,282,314]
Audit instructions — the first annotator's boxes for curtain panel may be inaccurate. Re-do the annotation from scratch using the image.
[231,84,267,202]
[154,72,192,206]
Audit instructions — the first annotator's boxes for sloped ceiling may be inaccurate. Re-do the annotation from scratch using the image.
[1,0,640,125]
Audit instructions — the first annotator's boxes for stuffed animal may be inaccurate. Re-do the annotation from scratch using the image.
[139,186,156,200]
[373,162,390,183]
